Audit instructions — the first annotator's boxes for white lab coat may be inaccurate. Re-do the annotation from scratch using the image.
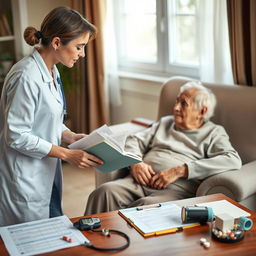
[0,49,69,226]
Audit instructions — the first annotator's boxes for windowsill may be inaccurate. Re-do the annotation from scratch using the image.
[116,70,196,97]
[0,35,15,42]
[118,70,170,83]
[117,70,164,97]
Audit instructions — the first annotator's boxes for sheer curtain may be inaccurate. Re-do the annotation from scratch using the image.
[104,0,122,106]
[198,0,234,84]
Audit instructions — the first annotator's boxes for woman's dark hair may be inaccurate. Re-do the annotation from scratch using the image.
[24,6,97,46]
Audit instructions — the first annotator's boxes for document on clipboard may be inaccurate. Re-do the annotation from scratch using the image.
[118,202,199,237]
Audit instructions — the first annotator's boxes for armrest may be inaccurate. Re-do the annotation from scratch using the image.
[131,117,155,127]
[109,118,154,134]
[196,160,256,201]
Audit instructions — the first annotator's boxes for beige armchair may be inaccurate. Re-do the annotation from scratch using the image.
[96,76,256,211]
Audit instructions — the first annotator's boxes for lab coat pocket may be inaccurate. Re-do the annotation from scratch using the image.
[13,154,52,203]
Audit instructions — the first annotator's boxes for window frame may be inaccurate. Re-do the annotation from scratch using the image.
[114,0,199,78]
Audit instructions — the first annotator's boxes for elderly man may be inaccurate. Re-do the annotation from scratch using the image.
[85,81,242,214]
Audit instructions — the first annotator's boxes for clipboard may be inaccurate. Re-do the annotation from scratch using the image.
[118,202,199,237]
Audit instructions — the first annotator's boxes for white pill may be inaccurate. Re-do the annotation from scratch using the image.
[204,241,211,248]
[200,237,207,244]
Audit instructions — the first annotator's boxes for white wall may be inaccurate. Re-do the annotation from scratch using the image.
[110,77,164,124]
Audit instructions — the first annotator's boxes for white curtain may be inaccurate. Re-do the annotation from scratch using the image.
[104,0,122,106]
[198,0,234,84]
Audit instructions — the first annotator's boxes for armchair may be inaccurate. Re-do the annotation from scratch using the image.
[96,77,256,211]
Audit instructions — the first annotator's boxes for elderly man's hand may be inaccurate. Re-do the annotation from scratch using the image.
[130,162,155,186]
[149,165,188,189]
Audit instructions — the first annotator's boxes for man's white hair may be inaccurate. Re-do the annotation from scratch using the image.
[179,81,217,121]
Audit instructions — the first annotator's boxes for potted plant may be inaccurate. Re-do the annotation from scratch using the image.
[56,63,81,129]
[0,52,14,76]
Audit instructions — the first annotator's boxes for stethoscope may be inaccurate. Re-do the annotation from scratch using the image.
[57,76,68,120]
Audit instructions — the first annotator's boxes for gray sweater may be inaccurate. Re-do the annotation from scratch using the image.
[125,116,242,190]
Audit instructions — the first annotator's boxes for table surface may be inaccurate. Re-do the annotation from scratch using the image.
[1,193,255,256]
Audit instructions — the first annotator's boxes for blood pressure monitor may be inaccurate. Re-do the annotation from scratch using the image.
[73,217,101,231]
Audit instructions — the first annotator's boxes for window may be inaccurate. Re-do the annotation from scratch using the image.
[114,0,199,78]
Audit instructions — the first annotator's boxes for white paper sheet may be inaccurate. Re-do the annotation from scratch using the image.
[196,200,251,218]
[0,215,88,256]
[68,124,124,152]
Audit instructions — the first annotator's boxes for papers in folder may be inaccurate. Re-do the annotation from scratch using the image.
[68,124,141,173]
[118,202,199,237]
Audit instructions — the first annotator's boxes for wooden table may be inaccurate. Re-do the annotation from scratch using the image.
[1,193,255,256]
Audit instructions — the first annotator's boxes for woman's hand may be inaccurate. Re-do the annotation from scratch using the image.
[63,149,104,168]
[61,130,87,145]
[130,162,155,186]
[48,145,104,168]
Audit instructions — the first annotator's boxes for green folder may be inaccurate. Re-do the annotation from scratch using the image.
[68,124,142,173]
[85,140,141,173]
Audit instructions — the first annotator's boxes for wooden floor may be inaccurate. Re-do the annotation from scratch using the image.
[62,163,95,218]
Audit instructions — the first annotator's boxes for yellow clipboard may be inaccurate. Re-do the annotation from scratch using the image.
[118,202,200,237]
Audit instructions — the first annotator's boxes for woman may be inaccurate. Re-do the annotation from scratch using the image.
[0,7,103,226]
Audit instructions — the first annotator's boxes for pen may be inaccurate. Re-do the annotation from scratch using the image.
[155,227,183,236]
[136,203,162,211]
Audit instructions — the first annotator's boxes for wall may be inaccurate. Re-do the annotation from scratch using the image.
[110,77,165,124]
[26,0,71,28]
